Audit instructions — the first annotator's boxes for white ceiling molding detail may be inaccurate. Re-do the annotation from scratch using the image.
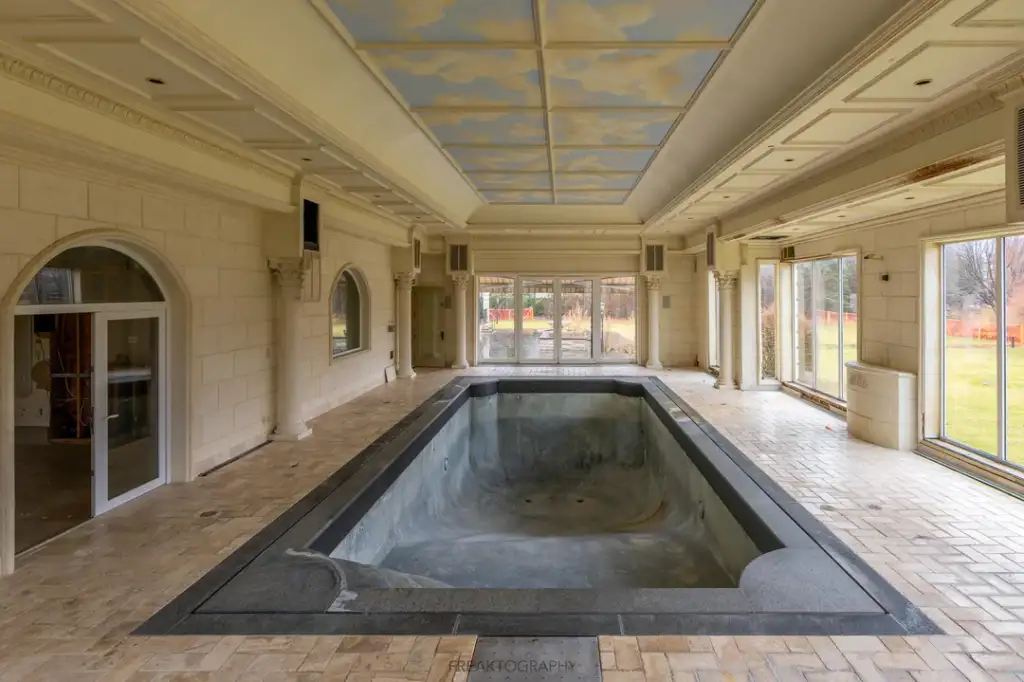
[0,0,468,232]
[643,0,1024,235]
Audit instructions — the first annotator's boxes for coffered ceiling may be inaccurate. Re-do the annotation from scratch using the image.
[319,0,760,205]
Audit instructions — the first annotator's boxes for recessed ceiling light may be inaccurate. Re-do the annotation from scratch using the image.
[146,77,165,85]
[784,158,795,163]
[301,157,312,162]
[914,78,933,86]
[905,196,915,200]
[723,195,731,199]
[837,214,846,218]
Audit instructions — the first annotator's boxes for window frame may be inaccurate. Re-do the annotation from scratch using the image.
[329,266,369,362]
[757,259,781,386]
[787,250,860,403]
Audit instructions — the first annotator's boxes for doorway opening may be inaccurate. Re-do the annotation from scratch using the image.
[412,286,446,368]
[12,246,167,554]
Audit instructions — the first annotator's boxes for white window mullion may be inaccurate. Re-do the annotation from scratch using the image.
[939,249,948,440]
[997,238,1008,461]
[838,258,845,400]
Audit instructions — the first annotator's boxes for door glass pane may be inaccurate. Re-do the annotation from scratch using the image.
[794,262,814,386]
[1006,235,1024,466]
[521,278,555,361]
[559,278,592,360]
[759,264,777,379]
[841,256,859,397]
[601,277,637,361]
[106,317,160,500]
[942,239,998,455]
[814,258,841,398]
[478,277,515,360]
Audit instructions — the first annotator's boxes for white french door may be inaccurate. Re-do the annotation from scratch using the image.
[92,309,167,515]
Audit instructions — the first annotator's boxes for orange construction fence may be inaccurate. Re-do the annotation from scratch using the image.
[489,308,532,322]
[946,319,1024,344]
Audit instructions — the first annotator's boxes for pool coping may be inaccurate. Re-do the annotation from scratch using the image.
[136,377,940,637]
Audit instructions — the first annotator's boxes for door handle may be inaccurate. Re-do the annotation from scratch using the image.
[106,414,120,420]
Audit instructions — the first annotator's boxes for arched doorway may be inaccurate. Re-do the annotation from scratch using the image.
[1,237,188,571]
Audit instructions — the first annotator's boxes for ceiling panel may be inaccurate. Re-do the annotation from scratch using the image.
[35,38,233,99]
[784,109,906,146]
[557,173,639,190]
[481,190,553,204]
[327,0,536,42]
[715,173,783,190]
[742,148,830,172]
[416,110,547,145]
[448,147,550,171]
[0,0,98,20]
[543,0,755,43]
[368,49,543,107]
[179,107,307,144]
[924,161,1005,188]
[957,0,1024,27]
[846,42,1022,103]
[551,110,678,146]
[546,49,721,107]
[557,191,630,204]
[466,172,552,190]
[324,0,760,205]
[554,148,655,172]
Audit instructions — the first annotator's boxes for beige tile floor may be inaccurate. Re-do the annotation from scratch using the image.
[2,367,1024,681]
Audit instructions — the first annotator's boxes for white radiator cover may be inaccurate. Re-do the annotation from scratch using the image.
[845,362,917,451]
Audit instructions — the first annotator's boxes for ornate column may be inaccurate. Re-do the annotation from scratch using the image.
[269,257,312,441]
[452,274,470,370]
[715,270,739,390]
[395,272,416,379]
[645,275,663,370]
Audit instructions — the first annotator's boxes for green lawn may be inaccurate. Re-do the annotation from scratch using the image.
[800,322,1023,467]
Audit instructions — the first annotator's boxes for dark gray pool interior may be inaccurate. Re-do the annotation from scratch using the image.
[137,377,941,637]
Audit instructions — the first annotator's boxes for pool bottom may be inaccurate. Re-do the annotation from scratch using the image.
[136,377,941,637]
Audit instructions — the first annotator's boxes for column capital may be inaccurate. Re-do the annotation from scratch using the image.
[451,273,471,289]
[713,270,739,290]
[268,257,307,297]
[644,274,663,291]
[394,272,417,290]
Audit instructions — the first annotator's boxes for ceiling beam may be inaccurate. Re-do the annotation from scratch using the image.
[532,0,557,205]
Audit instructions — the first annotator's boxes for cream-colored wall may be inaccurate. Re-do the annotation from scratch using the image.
[298,225,395,418]
[660,253,698,367]
[789,199,1008,376]
[0,155,396,477]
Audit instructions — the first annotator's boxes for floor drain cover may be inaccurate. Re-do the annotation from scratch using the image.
[465,637,600,682]
[199,511,217,518]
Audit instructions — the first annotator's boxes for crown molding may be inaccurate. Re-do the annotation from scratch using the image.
[0,51,295,185]
[644,0,961,229]
[0,111,294,211]
[109,0,468,229]
[780,190,1005,247]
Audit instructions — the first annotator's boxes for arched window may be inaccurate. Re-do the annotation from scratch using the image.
[330,268,366,358]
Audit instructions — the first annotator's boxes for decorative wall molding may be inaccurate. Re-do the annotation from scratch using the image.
[645,0,952,229]
[109,0,467,229]
[0,51,290,183]
[714,271,739,290]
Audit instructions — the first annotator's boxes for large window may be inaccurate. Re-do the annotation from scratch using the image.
[477,275,636,364]
[941,236,1024,467]
[708,271,719,368]
[330,269,364,358]
[792,256,858,400]
[759,263,777,380]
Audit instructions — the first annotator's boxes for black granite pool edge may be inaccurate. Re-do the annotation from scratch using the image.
[136,376,942,637]
[648,377,940,636]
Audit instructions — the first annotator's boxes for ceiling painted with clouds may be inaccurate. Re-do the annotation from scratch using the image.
[327,0,759,205]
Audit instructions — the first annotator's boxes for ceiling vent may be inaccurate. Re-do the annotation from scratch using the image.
[749,235,786,241]
[1009,95,1024,224]
[644,243,665,273]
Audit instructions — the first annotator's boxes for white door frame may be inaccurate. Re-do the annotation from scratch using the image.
[92,308,168,515]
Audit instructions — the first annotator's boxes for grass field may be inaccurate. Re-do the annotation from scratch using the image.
[800,321,1023,467]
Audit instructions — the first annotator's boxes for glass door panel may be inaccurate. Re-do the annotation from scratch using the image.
[794,262,814,386]
[601,277,637,361]
[759,264,777,380]
[841,256,859,395]
[477,276,516,361]
[559,278,593,361]
[94,313,163,513]
[520,278,555,361]
[814,258,841,397]
[1006,235,1024,467]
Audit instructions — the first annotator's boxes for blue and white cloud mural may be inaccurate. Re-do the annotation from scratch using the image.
[327,0,758,204]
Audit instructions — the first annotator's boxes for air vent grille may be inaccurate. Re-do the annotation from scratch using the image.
[645,244,664,272]
[413,238,421,270]
[705,233,716,268]
[449,244,469,272]
[749,235,786,241]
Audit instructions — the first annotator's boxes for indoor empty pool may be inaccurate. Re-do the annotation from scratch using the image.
[139,377,940,637]
[329,391,759,590]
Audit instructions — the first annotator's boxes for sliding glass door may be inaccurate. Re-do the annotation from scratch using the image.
[477,275,637,364]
